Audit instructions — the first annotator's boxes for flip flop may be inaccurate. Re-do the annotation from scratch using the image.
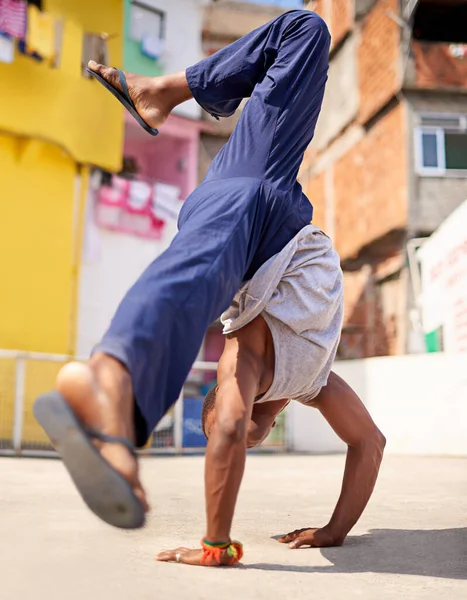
[86,66,159,137]
[33,391,146,529]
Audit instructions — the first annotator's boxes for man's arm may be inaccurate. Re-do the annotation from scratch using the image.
[203,339,260,543]
[279,371,386,548]
[157,330,262,566]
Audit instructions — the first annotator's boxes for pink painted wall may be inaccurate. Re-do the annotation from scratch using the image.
[124,113,202,199]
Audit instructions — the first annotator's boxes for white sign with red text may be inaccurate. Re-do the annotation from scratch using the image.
[419,199,467,353]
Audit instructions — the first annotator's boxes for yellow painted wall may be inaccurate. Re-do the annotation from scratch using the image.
[0,0,124,171]
[0,0,124,354]
[0,132,79,443]
[0,135,76,353]
[0,1,125,446]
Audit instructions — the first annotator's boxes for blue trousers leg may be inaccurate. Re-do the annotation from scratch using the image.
[187,9,330,189]
[94,10,330,446]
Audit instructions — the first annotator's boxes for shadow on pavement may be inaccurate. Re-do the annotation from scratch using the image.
[246,528,467,580]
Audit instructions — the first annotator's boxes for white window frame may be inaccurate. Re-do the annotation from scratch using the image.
[415,126,446,176]
[415,112,467,177]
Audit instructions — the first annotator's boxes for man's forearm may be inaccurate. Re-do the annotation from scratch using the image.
[327,433,385,543]
[204,429,247,542]
[203,339,262,544]
[279,374,385,550]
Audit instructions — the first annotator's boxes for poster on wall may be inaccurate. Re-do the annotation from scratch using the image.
[418,199,467,353]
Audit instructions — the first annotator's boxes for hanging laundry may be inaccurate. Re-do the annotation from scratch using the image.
[100,175,130,205]
[0,0,27,40]
[449,44,467,59]
[95,175,130,232]
[26,5,55,61]
[121,180,153,237]
[149,213,166,240]
[153,182,181,221]
[128,180,152,211]
[0,31,13,63]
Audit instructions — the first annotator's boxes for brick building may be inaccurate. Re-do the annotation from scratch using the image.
[302,0,467,358]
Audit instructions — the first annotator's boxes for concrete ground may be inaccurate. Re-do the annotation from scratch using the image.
[0,454,466,600]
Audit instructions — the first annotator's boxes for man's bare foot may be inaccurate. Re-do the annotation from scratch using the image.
[55,355,149,513]
[87,61,193,130]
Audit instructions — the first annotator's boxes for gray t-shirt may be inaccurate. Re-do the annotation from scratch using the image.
[221,225,344,404]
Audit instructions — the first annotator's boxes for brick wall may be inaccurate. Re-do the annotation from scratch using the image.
[412,42,467,90]
[312,33,359,151]
[340,266,403,358]
[333,103,408,259]
[311,0,353,48]
[358,0,401,124]
[303,0,412,358]
[331,0,353,46]
[339,269,374,359]
[312,0,326,18]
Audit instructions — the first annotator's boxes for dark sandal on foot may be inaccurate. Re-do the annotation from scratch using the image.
[86,67,159,136]
[34,391,146,529]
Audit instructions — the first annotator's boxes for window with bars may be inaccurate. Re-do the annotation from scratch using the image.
[415,114,467,176]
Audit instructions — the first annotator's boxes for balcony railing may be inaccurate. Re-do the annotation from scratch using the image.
[0,350,287,456]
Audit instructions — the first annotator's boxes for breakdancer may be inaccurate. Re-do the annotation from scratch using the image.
[34,11,334,537]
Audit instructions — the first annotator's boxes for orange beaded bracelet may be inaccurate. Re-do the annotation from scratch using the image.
[200,539,244,566]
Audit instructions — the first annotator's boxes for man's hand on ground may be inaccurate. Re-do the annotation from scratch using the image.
[278,525,343,549]
[156,547,205,566]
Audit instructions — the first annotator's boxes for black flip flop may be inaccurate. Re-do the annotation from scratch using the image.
[34,391,146,529]
[86,66,159,137]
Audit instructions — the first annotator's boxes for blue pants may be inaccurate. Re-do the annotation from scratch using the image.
[95,10,330,446]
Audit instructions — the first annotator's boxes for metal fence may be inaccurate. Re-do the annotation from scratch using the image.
[0,349,287,456]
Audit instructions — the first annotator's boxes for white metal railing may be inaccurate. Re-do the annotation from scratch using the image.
[0,350,286,456]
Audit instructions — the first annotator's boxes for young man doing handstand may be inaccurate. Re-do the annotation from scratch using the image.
[157,225,386,566]
[35,11,384,564]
